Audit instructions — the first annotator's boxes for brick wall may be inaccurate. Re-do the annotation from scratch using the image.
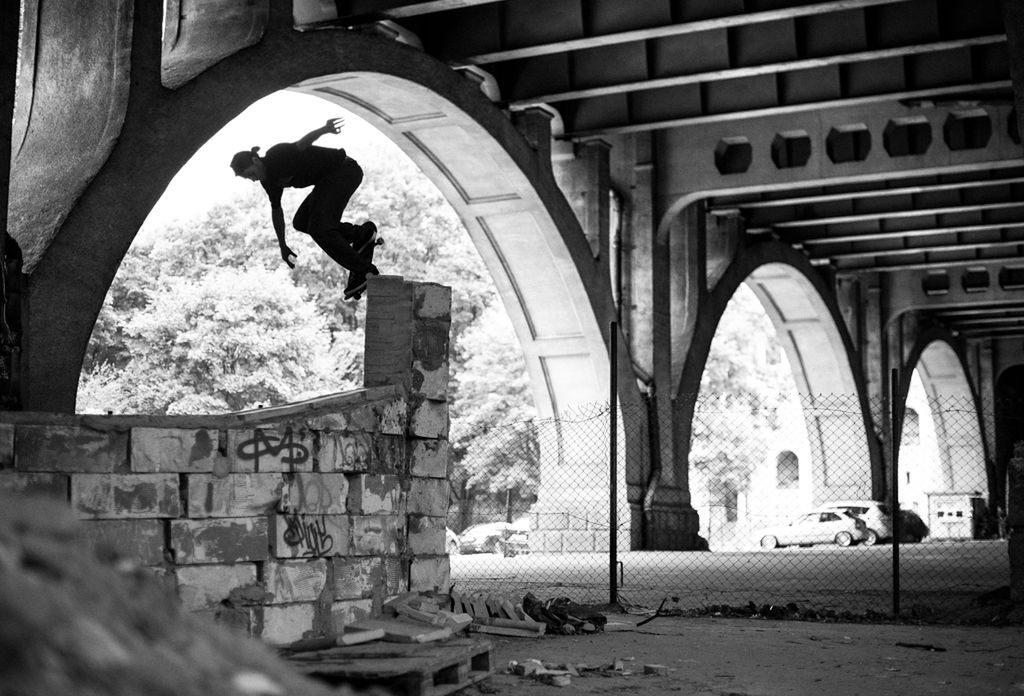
[0,277,453,645]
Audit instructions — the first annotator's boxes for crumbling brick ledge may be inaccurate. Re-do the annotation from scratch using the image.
[0,276,454,646]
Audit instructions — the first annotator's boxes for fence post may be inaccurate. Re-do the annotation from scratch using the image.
[610,320,619,606]
[891,368,901,617]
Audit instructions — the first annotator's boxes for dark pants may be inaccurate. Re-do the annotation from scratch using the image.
[292,157,374,274]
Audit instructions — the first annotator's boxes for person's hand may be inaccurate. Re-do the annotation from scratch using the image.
[325,117,345,134]
[280,245,297,268]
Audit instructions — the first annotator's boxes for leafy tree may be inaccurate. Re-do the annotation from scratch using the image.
[691,284,796,496]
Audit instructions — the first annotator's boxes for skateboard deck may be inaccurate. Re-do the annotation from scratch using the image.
[344,231,383,300]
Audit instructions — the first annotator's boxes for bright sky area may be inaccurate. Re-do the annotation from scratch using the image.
[142,90,387,235]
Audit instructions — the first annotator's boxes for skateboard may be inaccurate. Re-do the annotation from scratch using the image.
[343,225,383,300]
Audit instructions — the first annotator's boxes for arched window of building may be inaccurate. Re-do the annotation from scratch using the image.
[776,450,799,489]
[903,407,920,446]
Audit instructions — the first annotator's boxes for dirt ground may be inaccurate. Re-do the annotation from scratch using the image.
[475,613,1024,696]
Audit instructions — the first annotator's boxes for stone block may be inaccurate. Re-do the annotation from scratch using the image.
[350,515,401,555]
[210,605,260,639]
[270,513,349,559]
[407,515,445,555]
[332,557,384,600]
[331,599,374,631]
[187,473,284,518]
[384,556,406,596]
[0,472,69,499]
[175,564,258,611]
[279,473,348,515]
[318,431,373,472]
[413,283,452,320]
[347,474,400,514]
[409,399,448,439]
[377,399,407,436]
[410,439,448,478]
[373,435,405,474]
[16,425,128,473]
[266,559,329,604]
[131,427,223,473]
[78,519,166,566]
[0,422,13,469]
[406,478,449,517]
[72,473,181,519]
[412,322,450,400]
[226,427,314,473]
[364,276,413,391]
[261,603,317,646]
[409,556,451,594]
[171,517,268,564]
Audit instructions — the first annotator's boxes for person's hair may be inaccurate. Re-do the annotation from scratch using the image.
[230,147,260,174]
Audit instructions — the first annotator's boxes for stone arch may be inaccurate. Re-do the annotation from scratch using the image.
[901,332,988,499]
[674,240,880,507]
[18,9,611,416]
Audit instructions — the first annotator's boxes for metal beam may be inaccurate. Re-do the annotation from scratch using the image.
[453,0,918,66]
[794,222,1024,246]
[816,240,1024,261]
[511,35,1005,106]
[834,255,1024,273]
[754,201,1024,232]
[562,80,1012,138]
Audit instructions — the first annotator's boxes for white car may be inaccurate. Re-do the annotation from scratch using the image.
[758,509,868,549]
[817,500,893,545]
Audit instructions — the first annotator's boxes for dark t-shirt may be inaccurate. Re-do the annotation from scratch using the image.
[260,143,346,209]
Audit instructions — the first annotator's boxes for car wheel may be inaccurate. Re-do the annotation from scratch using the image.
[448,541,460,555]
[862,529,878,546]
[760,535,778,549]
[835,531,853,547]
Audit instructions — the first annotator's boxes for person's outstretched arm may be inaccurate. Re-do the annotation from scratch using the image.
[272,206,296,268]
[294,117,344,151]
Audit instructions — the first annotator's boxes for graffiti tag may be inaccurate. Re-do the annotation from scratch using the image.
[282,514,334,557]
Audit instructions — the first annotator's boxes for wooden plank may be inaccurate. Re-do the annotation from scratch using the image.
[350,618,452,643]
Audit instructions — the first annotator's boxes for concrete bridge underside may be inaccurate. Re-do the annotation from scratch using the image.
[3,1,1024,568]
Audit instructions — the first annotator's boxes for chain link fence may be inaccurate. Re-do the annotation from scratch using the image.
[447,393,1018,623]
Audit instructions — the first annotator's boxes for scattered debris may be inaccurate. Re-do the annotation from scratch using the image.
[895,642,947,652]
[504,655,665,688]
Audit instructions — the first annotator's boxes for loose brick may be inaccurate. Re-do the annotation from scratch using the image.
[347,474,399,514]
[410,439,448,478]
[407,515,445,555]
[261,603,317,646]
[175,564,258,611]
[350,515,401,555]
[266,559,329,604]
[78,519,166,566]
[71,473,181,519]
[409,399,448,439]
[171,517,268,564]
[409,556,451,594]
[226,427,314,473]
[270,513,349,559]
[280,473,348,514]
[407,478,449,517]
[332,557,384,600]
[0,472,69,499]
[331,599,374,631]
[413,283,452,320]
[187,473,284,518]
[318,431,373,472]
[16,425,128,473]
[0,422,13,469]
[131,427,224,473]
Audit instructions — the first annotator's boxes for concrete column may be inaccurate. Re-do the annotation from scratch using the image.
[553,139,610,259]
[1,1,19,409]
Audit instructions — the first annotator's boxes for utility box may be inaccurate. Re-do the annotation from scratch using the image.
[927,493,986,539]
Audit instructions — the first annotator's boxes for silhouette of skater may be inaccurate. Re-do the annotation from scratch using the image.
[231,117,379,297]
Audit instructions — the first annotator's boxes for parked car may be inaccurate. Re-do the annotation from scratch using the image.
[818,500,929,544]
[457,518,531,555]
[818,500,892,545]
[758,509,868,549]
[446,527,460,555]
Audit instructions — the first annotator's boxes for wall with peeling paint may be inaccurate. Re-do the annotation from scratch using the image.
[0,277,453,646]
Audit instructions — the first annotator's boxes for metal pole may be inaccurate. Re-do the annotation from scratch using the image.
[891,368,901,617]
[609,321,619,606]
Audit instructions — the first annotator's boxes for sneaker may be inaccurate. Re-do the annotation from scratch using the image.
[344,265,379,300]
[353,221,378,254]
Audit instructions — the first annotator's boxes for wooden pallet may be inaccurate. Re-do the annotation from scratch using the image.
[285,638,493,696]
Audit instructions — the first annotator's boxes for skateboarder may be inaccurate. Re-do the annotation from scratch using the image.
[230,117,380,298]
